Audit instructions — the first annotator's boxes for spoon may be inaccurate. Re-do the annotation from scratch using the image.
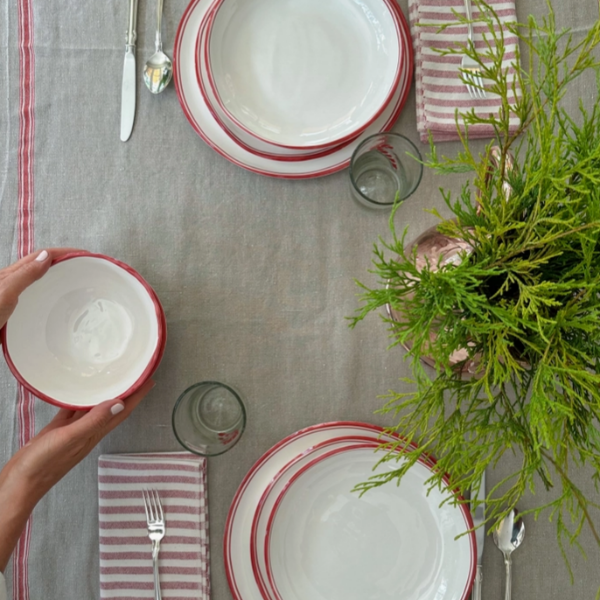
[492,508,525,600]
[143,0,173,94]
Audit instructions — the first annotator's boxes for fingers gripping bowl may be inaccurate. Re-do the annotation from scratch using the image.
[1,252,166,409]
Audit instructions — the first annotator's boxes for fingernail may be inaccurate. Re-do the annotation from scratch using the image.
[110,403,125,416]
[35,250,49,262]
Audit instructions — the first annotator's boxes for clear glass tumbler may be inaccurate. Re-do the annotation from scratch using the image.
[172,381,246,456]
[350,132,423,209]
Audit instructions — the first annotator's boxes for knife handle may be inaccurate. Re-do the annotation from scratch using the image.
[471,564,482,600]
[125,0,139,48]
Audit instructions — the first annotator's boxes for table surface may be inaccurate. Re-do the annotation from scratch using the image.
[1,0,599,598]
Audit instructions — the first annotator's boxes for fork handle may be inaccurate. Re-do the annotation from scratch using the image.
[463,0,474,43]
[152,542,162,600]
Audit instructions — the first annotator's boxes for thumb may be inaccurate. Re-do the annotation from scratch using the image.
[0,250,51,303]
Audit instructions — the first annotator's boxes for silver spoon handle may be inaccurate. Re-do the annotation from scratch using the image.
[155,0,164,52]
[503,555,512,600]
[471,564,482,600]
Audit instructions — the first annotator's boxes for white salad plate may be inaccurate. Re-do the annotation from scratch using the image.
[265,444,476,600]
[2,252,166,409]
[206,0,402,149]
[224,422,412,600]
[250,436,432,600]
[195,10,350,162]
[173,0,413,178]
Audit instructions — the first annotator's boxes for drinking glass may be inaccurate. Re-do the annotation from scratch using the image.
[350,132,423,209]
[172,381,246,456]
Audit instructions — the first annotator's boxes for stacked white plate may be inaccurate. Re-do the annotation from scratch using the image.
[174,0,414,178]
[224,421,477,600]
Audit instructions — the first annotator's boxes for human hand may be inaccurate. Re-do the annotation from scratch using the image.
[4,378,155,498]
[0,379,154,571]
[0,248,78,331]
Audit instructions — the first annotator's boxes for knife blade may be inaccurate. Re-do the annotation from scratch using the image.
[471,470,485,600]
[120,0,138,142]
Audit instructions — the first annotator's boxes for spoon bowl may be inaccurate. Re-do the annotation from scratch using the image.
[144,0,172,94]
[143,51,173,94]
[493,508,525,600]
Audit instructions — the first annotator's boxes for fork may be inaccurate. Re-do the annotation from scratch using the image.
[461,0,487,99]
[143,489,166,600]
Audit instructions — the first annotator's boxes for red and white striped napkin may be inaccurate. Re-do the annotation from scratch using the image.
[408,0,520,142]
[98,452,209,600]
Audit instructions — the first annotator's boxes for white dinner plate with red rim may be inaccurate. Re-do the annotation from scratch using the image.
[265,444,476,600]
[249,435,433,600]
[206,0,403,149]
[224,422,416,600]
[195,9,354,162]
[173,0,413,178]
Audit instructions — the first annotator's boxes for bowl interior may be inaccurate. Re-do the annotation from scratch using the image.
[208,0,401,148]
[5,256,160,407]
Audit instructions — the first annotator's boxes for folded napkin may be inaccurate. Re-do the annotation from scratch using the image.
[408,0,520,142]
[98,452,209,600]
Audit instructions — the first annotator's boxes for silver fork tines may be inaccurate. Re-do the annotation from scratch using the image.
[461,0,487,100]
[143,489,166,600]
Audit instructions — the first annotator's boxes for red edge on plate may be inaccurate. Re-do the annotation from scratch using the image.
[195,10,355,163]
[223,421,476,600]
[0,251,167,411]
[173,0,414,179]
[249,434,425,600]
[263,442,476,600]
[204,0,404,151]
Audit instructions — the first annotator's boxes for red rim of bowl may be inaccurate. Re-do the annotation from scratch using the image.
[195,8,355,163]
[204,0,404,150]
[222,422,473,600]
[249,433,428,600]
[173,0,414,179]
[263,442,476,600]
[0,251,167,410]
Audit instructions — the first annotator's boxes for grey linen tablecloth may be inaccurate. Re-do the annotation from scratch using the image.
[1,0,599,598]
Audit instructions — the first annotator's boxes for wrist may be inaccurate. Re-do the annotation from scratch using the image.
[0,462,41,572]
[0,454,45,509]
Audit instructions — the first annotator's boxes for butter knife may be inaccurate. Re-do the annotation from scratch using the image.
[120,0,139,142]
[471,471,485,600]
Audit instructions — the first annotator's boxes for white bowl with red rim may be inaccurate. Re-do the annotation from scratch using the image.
[195,11,353,163]
[173,0,413,178]
[1,252,166,410]
[205,0,403,150]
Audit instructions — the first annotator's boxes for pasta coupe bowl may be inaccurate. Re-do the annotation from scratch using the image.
[1,252,166,409]
[206,0,402,149]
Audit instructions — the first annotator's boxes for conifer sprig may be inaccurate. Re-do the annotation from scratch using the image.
[351,1,600,571]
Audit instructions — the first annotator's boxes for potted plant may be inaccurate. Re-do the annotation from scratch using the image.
[350,2,600,562]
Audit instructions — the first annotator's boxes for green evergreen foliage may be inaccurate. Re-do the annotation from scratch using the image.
[350,1,600,564]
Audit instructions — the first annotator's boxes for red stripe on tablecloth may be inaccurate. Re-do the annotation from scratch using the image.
[14,0,35,598]
[100,551,204,561]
